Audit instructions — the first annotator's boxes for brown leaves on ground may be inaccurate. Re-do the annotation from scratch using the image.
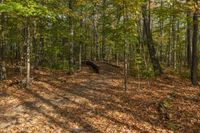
[0,64,200,133]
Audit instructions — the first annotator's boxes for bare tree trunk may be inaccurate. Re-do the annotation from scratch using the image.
[191,6,199,85]
[123,1,128,91]
[171,15,177,70]
[92,7,98,61]
[176,20,181,73]
[167,17,172,66]
[0,0,5,61]
[38,35,44,66]
[79,18,84,70]
[33,20,38,68]
[159,0,163,63]
[186,0,192,68]
[142,3,163,75]
[25,19,31,88]
[101,0,106,61]
[115,5,121,66]
[69,0,74,74]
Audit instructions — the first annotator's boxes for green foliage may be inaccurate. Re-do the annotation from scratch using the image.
[162,98,172,109]
[0,1,56,19]
[142,69,155,78]
[134,53,154,78]
[166,121,179,130]
[0,0,197,79]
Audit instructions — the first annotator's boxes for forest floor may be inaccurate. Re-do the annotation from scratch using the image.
[0,62,200,133]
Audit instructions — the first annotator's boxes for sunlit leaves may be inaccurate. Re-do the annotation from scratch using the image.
[0,0,56,19]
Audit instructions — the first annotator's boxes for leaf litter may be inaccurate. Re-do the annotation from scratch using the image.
[0,64,199,132]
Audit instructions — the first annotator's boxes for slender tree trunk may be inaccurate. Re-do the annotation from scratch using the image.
[171,13,176,69]
[191,6,199,85]
[101,0,106,61]
[79,18,84,70]
[26,19,31,88]
[84,19,87,60]
[176,20,181,73]
[79,44,82,70]
[92,7,98,61]
[159,0,163,63]
[139,17,148,68]
[69,0,74,74]
[33,20,38,68]
[186,0,192,68]
[123,1,128,91]
[0,0,5,61]
[167,18,172,66]
[115,5,121,66]
[96,23,100,61]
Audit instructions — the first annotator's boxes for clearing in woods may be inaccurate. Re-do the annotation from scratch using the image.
[0,62,199,132]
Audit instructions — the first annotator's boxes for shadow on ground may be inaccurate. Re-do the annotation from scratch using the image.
[1,64,200,132]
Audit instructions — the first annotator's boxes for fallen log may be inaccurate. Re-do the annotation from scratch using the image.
[101,61,121,68]
[82,61,100,73]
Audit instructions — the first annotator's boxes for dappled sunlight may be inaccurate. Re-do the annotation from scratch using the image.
[0,64,200,132]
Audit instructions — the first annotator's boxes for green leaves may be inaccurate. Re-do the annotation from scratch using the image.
[0,1,56,19]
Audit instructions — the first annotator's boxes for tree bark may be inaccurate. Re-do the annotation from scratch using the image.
[69,0,74,74]
[191,6,199,85]
[25,19,31,88]
[0,0,5,61]
[186,0,192,68]
[123,1,128,91]
[142,3,163,75]
[101,0,106,61]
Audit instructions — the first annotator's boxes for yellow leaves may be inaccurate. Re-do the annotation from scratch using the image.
[58,6,71,15]
[76,0,101,6]
[76,0,87,6]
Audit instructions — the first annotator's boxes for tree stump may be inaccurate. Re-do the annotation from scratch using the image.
[0,62,7,80]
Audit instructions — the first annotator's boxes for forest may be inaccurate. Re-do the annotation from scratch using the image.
[0,0,200,132]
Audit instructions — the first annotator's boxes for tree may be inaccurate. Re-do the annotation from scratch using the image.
[0,0,199,84]
[101,0,106,61]
[0,0,56,87]
[142,2,163,75]
[123,1,128,91]
[69,0,75,74]
[191,0,199,86]
[186,0,192,68]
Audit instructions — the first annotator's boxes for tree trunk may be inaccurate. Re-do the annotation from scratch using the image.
[101,0,106,61]
[0,0,5,61]
[79,18,84,70]
[171,15,177,70]
[186,0,192,68]
[25,20,31,88]
[123,1,128,91]
[191,7,199,85]
[142,4,163,75]
[159,0,164,63]
[38,36,44,66]
[69,0,74,74]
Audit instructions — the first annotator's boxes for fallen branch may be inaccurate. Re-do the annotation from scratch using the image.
[82,61,100,73]
[101,61,121,68]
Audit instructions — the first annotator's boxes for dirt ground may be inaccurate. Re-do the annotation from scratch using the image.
[0,63,200,133]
